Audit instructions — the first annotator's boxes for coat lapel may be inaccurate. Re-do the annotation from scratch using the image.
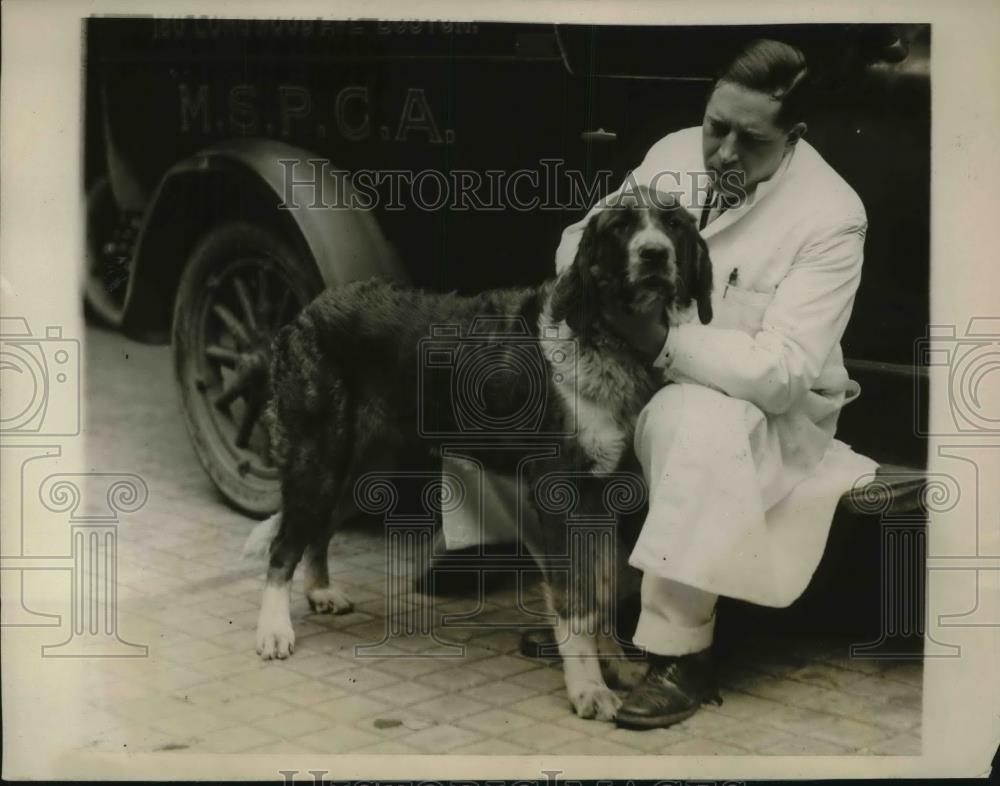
[700,199,749,240]
[699,145,797,240]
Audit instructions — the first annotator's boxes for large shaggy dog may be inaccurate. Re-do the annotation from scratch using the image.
[250,187,713,721]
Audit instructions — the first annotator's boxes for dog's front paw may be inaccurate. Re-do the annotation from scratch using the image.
[570,683,622,722]
[256,618,296,660]
[306,586,354,615]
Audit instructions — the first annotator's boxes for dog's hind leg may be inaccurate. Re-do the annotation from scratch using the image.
[258,314,356,657]
[303,531,354,615]
[255,502,310,660]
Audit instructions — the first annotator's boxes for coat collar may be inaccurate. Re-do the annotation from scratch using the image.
[700,143,798,240]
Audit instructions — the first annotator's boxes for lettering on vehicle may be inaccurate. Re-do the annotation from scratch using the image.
[178,82,455,143]
[155,18,479,39]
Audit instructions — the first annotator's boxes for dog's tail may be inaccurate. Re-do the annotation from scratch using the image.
[243,511,281,560]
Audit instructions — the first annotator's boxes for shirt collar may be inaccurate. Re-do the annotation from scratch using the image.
[699,143,797,237]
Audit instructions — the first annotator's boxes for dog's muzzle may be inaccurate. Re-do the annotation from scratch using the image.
[629,238,676,297]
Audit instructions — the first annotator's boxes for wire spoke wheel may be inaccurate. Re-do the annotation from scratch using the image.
[199,262,289,463]
[173,222,322,516]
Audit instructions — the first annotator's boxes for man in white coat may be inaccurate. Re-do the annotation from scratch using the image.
[440,39,879,729]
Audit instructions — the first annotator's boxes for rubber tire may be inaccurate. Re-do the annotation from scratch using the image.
[172,221,322,517]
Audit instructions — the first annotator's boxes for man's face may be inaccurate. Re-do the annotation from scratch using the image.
[702,81,803,202]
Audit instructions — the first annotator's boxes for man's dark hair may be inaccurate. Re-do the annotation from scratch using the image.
[715,39,811,128]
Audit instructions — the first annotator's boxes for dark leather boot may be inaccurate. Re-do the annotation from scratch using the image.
[616,649,722,730]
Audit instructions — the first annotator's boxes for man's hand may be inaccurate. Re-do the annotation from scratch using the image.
[601,297,669,362]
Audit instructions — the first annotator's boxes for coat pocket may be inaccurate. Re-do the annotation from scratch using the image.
[711,285,773,335]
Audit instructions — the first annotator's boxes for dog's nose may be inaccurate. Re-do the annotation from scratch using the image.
[637,244,669,263]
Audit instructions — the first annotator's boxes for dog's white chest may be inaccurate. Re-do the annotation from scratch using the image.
[540,316,635,475]
[571,397,628,474]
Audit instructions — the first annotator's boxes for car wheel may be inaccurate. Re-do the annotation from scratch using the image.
[172,221,323,517]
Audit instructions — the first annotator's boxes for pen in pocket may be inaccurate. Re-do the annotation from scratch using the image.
[723,267,739,298]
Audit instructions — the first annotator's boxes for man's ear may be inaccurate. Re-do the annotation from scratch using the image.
[550,216,599,338]
[786,121,807,146]
[693,233,714,325]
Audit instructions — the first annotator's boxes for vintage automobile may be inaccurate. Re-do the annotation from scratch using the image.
[84,19,930,523]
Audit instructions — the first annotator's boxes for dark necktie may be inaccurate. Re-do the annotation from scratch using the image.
[699,187,719,231]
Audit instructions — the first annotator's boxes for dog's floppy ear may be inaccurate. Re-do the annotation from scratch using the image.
[693,232,714,325]
[551,216,600,338]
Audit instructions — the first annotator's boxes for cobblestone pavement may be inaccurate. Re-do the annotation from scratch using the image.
[77,323,922,756]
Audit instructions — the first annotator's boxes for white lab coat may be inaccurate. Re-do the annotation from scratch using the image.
[554,126,879,606]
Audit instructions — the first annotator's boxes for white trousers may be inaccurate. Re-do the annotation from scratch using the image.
[633,574,717,656]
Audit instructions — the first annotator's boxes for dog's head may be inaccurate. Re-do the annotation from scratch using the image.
[550,185,713,340]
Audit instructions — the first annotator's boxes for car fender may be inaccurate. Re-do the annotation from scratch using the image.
[120,138,408,342]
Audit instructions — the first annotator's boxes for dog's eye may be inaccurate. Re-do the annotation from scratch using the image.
[607,215,631,232]
[659,213,684,230]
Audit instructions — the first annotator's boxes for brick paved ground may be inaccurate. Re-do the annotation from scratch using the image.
[77,323,922,756]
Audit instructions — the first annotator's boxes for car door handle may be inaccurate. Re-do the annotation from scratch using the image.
[580,128,617,143]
